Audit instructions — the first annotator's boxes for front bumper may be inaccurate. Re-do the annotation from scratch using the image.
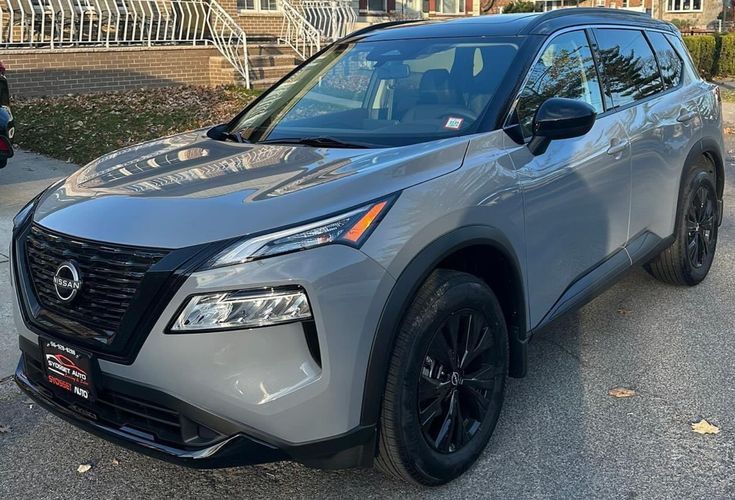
[16,338,377,469]
[12,230,395,467]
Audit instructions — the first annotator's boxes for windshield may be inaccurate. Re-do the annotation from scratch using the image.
[232,37,520,148]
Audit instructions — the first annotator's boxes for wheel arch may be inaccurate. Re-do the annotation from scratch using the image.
[700,136,725,202]
[359,225,528,428]
[677,138,724,230]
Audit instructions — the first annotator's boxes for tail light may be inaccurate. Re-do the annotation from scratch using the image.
[0,136,13,157]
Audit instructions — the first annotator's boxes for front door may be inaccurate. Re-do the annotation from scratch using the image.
[506,29,632,328]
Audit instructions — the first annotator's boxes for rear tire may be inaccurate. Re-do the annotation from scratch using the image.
[376,269,508,485]
[646,158,719,286]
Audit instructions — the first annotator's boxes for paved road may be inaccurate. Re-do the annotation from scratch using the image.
[1,143,735,499]
[0,151,78,378]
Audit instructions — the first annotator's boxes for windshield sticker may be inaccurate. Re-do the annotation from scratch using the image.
[444,117,464,130]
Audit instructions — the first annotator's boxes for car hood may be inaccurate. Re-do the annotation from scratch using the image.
[33,130,470,248]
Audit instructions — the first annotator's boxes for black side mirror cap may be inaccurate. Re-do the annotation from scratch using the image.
[528,98,597,156]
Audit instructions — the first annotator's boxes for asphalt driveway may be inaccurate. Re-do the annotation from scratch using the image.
[1,144,734,499]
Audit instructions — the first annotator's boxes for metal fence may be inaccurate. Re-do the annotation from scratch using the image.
[0,0,250,85]
[301,0,355,41]
[279,0,356,60]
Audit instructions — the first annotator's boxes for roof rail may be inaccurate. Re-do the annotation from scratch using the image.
[521,7,676,35]
[343,19,428,41]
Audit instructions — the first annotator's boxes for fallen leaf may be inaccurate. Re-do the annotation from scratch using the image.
[0,425,9,433]
[617,308,633,316]
[77,464,93,473]
[608,387,637,398]
[111,459,119,466]
[691,419,720,435]
[724,127,732,135]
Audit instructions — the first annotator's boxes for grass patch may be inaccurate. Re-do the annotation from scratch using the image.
[11,85,262,165]
[720,87,735,103]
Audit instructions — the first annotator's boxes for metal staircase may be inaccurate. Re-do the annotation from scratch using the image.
[206,0,250,88]
[0,0,251,87]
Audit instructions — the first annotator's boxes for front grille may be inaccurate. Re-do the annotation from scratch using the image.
[25,224,168,341]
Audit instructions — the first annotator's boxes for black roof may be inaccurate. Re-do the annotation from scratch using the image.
[353,8,676,41]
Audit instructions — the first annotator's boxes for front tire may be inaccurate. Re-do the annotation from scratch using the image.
[646,158,719,286]
[376,269,508,485]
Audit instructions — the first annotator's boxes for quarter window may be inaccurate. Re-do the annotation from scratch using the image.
[647,31,683,88]
[594,29,664,108]
[515,31,604,138]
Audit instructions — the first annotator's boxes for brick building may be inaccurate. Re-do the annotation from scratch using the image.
[0,0,724,98]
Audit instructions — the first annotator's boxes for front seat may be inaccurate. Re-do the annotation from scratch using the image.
[402,69,459,122]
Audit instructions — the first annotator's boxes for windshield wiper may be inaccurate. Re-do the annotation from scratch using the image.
[259,136,372,149]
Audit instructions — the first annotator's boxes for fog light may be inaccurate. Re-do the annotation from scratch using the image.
[170,288,312,332]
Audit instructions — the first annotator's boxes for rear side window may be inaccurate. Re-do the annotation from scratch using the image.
[594,29,664,107]
[515,30,604,138]
[666,33,701,81]
[647,31,683,88]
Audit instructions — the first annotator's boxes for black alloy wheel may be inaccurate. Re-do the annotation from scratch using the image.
[686,185,716,269]
[376,269,508,485]
[419,309,502,454]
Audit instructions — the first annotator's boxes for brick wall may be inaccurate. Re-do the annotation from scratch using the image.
[652,0,720,29]
[237,14,284,37]
[0,46,239,98]
[217,0,284,38]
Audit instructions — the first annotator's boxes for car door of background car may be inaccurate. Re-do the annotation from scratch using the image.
[592,28,702,256]
[506,29,632,329]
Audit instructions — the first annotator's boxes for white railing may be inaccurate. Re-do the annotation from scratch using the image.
[0,0,250,86]
[279,0,356,60]
[207,0,249,87]
[301,0,355,41]
[279,0,320,60]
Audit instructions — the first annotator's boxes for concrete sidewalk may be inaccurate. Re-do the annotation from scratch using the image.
[0,150,78,378]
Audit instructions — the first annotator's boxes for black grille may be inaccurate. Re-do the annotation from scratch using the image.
[25,224,168,341]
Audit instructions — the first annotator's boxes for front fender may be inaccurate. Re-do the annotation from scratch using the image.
[358,225,528,428]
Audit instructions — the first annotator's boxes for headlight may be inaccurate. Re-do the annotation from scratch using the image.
[170,287,312,332]
[13,180,65,229]
[208,196,395,269]
[12,195,39,228]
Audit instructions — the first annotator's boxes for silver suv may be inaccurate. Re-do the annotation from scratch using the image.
[11,9,724,485]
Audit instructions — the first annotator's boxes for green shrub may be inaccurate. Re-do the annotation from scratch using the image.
[716,34,735,76]
[683,35,717,77]
[502,1,537,13]
[671,18,693,31]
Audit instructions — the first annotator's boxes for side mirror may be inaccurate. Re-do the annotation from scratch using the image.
[528,98,597,156]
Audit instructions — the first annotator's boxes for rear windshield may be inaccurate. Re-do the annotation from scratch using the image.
[232,37,520,148]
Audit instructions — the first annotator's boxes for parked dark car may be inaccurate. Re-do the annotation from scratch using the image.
[11,9,724,486]
[0,60,14,168]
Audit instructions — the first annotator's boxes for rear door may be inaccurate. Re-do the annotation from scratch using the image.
[593,28,702,249]
[507,29,632,328]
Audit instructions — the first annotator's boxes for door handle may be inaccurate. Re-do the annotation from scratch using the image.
[606,139,629,157]
[677,110,696,123]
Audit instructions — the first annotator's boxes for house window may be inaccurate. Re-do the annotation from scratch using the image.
[238,0,279,11]
[367,0,386,10]
[435,0,465,13]
[666,0,702,12]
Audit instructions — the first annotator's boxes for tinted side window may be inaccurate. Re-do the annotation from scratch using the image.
[594,29,664,107]
[516,30,604,138]
[666,33,701,81]
[647,31,683,88]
